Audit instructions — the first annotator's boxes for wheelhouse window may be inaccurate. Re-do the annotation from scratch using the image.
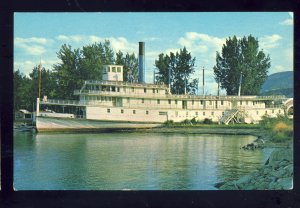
[175,100,178,104]
[117,67,121,72]
[121,109,124,114]
[112,67,116,72]
[168,100,171,104]
[221,100,224,105]
[144,88,147,93]
[107,109,110,113]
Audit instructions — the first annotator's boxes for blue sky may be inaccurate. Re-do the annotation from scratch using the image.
[14,12,293,95]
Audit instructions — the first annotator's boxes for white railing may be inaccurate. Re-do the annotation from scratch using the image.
[84,80,168,89]
[40,99,80,105]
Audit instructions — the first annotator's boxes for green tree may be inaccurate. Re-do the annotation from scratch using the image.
[213,35,270,95]
[155,47,197,94]
[53,40,115,99]
[52,44,82,99]
[14,69,32,112]
[115,50,138,82]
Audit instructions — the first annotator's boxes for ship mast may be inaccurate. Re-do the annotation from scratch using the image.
[36,59,42,115]
[38,58,42,99]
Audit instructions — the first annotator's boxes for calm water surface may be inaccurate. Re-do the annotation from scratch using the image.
[14,131,273,190]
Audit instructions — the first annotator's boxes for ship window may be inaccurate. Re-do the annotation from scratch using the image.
[159,112,167,115]
[221,101,224,105]
[192,100,194,105]
[107,109,110,113]
[156,89,159,93]
[121,109,124,114]
[200,100,203,105]
[211,112,214,116]
[157,99,160,104]
[133,110,136,114]
[265,110,268,114]
[222,112,224,116]
[144,88,147,93]
[117,87,120,92]
[107,67,111,72]
[240,101,242,105]
[112,67,116,72]
[272,109,274,114]
[112,86,116,92]
[175,100,178,104]
[146,110,149,115]
[203,112,205,116]
[117,67,121,72]
[168,100,171,104]
[209,101,212,105]
[131,87,134,92]
[142,98,144,103]
[153,88,155,93]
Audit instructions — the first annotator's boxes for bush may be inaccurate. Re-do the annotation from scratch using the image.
[203,118,213,124]
[164,120,174,126]
[260,115,293,143]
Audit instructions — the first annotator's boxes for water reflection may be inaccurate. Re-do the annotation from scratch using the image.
[14,132,272,190]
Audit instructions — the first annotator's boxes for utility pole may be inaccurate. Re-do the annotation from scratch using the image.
[202,67,205,96]
[238,72,242,96]
[168,66,171,91]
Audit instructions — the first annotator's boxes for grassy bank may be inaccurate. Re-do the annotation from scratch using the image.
[162,118,259,129]
[259,115,293,143]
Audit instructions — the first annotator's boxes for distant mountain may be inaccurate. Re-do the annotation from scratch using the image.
[260,71,293,98]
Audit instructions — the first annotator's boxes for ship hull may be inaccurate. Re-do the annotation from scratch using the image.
[36,116,162,132]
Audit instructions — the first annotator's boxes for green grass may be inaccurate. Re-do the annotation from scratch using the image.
[259,115,293,143]
[163,119,259,129]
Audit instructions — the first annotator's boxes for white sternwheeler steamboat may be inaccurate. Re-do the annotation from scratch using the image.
[35,42,293,132]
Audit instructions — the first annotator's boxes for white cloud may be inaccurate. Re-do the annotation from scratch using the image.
[56,35,83,43]
[280,19,293,26]
[14,37,53,56]
[259,34,282,49]
[15,37,50,45]
[272,65,286,74]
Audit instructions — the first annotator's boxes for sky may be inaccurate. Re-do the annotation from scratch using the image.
[14,12,293,95]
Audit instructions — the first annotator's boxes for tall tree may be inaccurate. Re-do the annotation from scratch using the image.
[213,35,270,95]
[52,44,82,99]
[115,50,138,82]
[155,47,197,95]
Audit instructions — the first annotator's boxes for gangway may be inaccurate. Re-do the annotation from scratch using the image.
[220,109,240,125]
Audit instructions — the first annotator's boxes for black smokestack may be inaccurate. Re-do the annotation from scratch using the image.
[138,42,145,83]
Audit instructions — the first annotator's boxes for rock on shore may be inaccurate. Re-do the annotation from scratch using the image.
[218,148,293,190]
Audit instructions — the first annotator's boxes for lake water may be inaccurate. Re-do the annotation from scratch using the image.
[14,131,274,190]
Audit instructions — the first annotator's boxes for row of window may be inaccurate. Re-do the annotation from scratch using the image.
[104,66,122,73]
[106,109,281,116]
[107,108,149,115]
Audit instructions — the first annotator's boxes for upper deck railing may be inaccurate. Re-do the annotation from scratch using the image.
[84,80,169,89]
[74,89,286,101]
